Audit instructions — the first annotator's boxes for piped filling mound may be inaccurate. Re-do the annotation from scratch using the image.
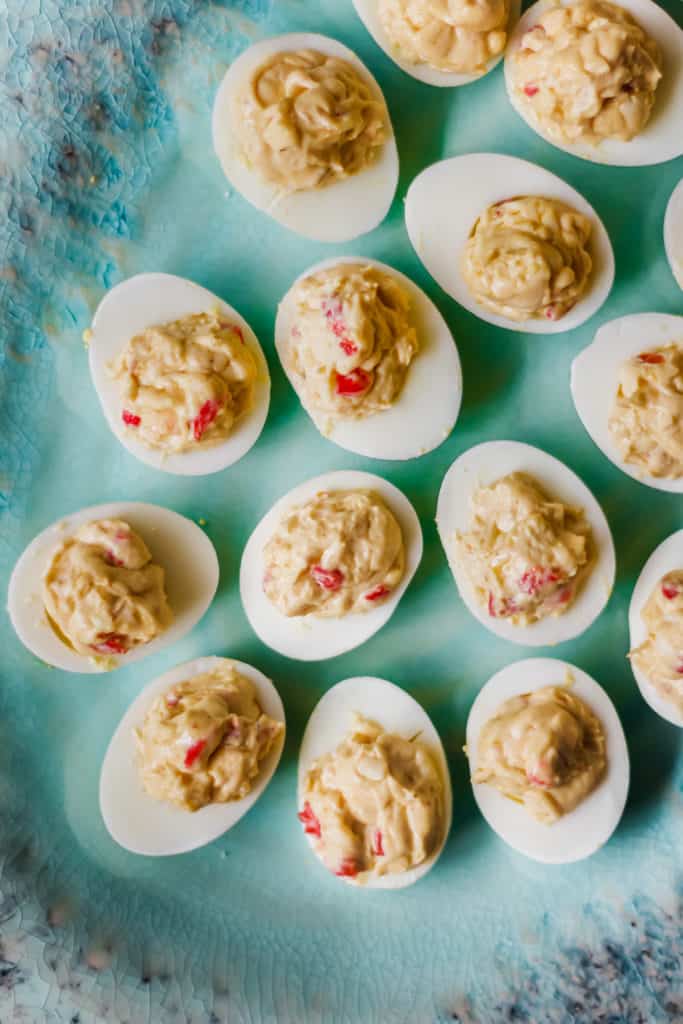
[454,472,593,626]
[136,663,284,812]
[299,714,445,881]
[630,570,683,715]
[462,195,593,322]
[43,519,173,657]
[609,343,683,479]
[511,1,662,145]
[233,49,388,192]
[285,263,419,420]
[262,489,405,618]
[472,685,606,823]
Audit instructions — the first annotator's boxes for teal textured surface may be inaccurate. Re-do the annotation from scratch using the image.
[0,1,681,1021]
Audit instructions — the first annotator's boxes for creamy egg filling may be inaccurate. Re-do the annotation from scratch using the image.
[630,570,683,715]
[379,0,509,74]
[299,714,445,880]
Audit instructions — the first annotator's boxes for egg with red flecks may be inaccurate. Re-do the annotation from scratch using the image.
[274,256,462,460]
[297,676,452,888]
[239,470,423,661]
[8,501,219,674]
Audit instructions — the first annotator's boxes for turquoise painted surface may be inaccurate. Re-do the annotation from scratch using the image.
[0,0,681,1020]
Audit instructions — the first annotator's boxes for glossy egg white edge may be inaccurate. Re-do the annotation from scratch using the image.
[405,153,614,334]
[274,256,463,460]
[7,502,219,674]
[466,657,629,863]
[664,178,683,289]
[211,33,399,243]
[351,0,522,87]
[239,470,423,661]
[99,656,286,856]
[89,272,271,477]
[571,312,683,494]
[504,0,683,167]
[436,441,616,646]
[297,676,452,888]
[628,530,683,728]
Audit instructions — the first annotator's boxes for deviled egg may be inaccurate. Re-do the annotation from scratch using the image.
[99,656,285,855]
[89,273,270,477]
[274,256,462,459]
[436,441,615,646]
[212,33,398,242]
[240,470,422,660]
[352,0,521,87]
[571,313,683,493]
[628,530,683,727]
[466,657,629,863]
[8,502,219,673]
[664,178,683,289]
[405,153,614,333]
[298,676,451,887]
[504,0,683,167]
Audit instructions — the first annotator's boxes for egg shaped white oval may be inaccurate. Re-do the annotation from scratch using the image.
[466,657,629,863]
[664,178,683,289]
[274,257,462,460]
[628,530,683,727]
[240,470,423,661]
[504,0,683,166]
[99,656,286,855]
[351,0,521,87]
[405,153,614,333]
[571,313,683,494]
[88,272,270,477]
[298,676,452,888]
[212,33,399,242]
[436,441,616,646]
[7,502,219,674]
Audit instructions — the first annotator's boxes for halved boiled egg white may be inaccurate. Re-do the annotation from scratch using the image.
[351,0,521,87]
[7,502,219,674]
[628,530,683,727]
[571,313,683,494]
[240,470,423,661]
[212,33,399,242]
[89,272,270,477]
[274,256,462,460]
[99,656,285,855]
[405,153,614,333]
[504,0,683,167]
[298,676,452,888]
[664,178,683,289]
[466,657,629,863]
[436,441,616,646]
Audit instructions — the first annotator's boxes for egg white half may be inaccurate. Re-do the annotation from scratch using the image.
[298,676,452,888]
[571,312,683,494]
[99,656,286,856]
[89,272,270,477]
[352,0,521,87]
[664,178,683,290]
[7,502,219,674]
[504,0,683,167]
[628,530,683,728]
[212,33,399,242]
[405,153,614,333]
[240,470,423,661]
[274,256,462,460]
[436,441,616,646]
[466,657,629,863]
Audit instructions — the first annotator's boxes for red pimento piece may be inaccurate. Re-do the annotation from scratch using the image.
[524,84,539,97]
[339,338,358,356]
[488,592,497,617]
[557,586,573,605]
[184,738,207,768]
[297,801,322,838]
[365,584,390,602]
[336,368,371,396]
[519,567,561,596]
[311,565,344,591]
[527,773,550,788]
[373,830,384,857]
[638,352,664,365]
[545,306,557,321]
[166,693,179,707]
[91,633,128,655]
[488,593,517,618]
[104,549,124,567]
[662,584,679,600]
[233,325,244,343]
[122,409,141,427]
[192,399,221,441]
[335,857,359,878]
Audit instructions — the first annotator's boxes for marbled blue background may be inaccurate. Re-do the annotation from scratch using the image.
[0,1,681,1021]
